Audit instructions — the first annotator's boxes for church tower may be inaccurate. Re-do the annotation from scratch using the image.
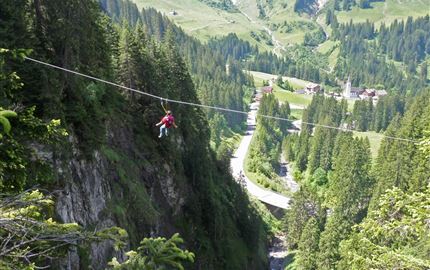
[343,76,351,98]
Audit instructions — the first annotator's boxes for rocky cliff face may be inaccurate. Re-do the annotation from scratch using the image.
[45,110,268,269]
[52,127,189,269]
[55,150,117,270]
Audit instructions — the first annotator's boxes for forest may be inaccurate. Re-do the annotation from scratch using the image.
[0,0,269,269]
[283,91,430,269]
[328,14,429,94]
[0,0,429,269]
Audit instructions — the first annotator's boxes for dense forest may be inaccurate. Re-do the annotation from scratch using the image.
[100,0,336,92]
[101,0,254,139]
[283,91,430,269]
[247,94,291,192]
[0,0,270,269]
[1,0,430,269]
[327,14,430,94]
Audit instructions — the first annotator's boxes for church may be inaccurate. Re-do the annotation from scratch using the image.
[343,77,364,98]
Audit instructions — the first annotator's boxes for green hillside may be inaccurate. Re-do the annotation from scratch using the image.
[335,0,430,25]
[234,0,318,45]
[132,0,319,50]
[132,0,267,46]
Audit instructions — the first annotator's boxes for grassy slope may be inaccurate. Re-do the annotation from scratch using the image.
[335,0,430,26]
[237,0,317,44]
[133,0,320,51]
[249,70,313,109]
[132,0,258,42]
[132,0,272,48]
[353,131,384,160]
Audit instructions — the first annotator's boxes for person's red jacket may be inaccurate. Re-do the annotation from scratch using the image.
[161,115,175,128]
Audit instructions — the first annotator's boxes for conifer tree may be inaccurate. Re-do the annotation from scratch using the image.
[296,217,321,270]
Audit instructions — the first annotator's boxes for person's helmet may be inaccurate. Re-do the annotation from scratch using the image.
[167,110,172,115]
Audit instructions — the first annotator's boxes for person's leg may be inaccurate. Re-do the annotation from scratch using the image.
[159,124,166,138]
[165,127,168,136]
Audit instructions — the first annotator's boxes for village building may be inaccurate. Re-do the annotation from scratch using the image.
[359,89,375,99]
[305,83,321,94]
[261,86,273,94]
[371,89,388,102]
[376,89,388,97]
[343,77,364,99]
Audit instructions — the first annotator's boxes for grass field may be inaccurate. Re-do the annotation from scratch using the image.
[353,131,384,160]
[236,0,317,45]
[317,40,338,54]
[273,89,312,107]
[249,70,312,89]
[336,0,430,26]
[317,40,340,71]
[290,108,304,119]
[249,70,313,108]
[132,0,321,52]
[132,0,267,45]
[328,47,339,70]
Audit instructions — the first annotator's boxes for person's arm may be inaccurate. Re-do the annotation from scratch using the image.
[156,120,163,126]
[172,122,178,128]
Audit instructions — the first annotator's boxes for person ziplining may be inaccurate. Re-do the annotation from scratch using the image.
[23,56,418,144]
[156,99,178,138]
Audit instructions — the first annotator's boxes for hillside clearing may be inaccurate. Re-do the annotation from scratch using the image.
[336,0,430,26]
[132,0,266,45]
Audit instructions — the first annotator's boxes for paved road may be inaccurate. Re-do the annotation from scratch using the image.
[230,94,291,209]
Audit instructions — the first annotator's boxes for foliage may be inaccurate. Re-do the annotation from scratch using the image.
[0,190,127,269]
[0,49,68,193]
[371,91,430,207]
[276,75,293,91]
[0,5,270,268]
[338,186,430,269]
[0,109,17,138]
[197,0,237,12]
[418,131,430,159]
[295,217,320,270]
[332,16,430,95]
[303,28,327,47]
[283,89,430,269]
[294,0,318,14]
[109,233,194,270]
[284,186,325,249]
[246,93,290,193]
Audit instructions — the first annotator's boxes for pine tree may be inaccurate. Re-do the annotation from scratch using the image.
[327,136,373,217]
[339,186,430,269]
[285,187,324,249]
[296,218,321,270]
[317,213,353,270]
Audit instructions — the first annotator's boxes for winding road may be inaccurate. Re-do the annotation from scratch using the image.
[230,92,294,209]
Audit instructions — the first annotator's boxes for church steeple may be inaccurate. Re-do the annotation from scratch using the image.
[343,76,351,98]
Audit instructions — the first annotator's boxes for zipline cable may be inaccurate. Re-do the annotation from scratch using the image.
[24,56,418,143]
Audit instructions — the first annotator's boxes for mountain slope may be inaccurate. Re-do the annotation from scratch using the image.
[132,0,267,45]
[131,0,321,48]
[335,0,430,25]
[0,0,269,269]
